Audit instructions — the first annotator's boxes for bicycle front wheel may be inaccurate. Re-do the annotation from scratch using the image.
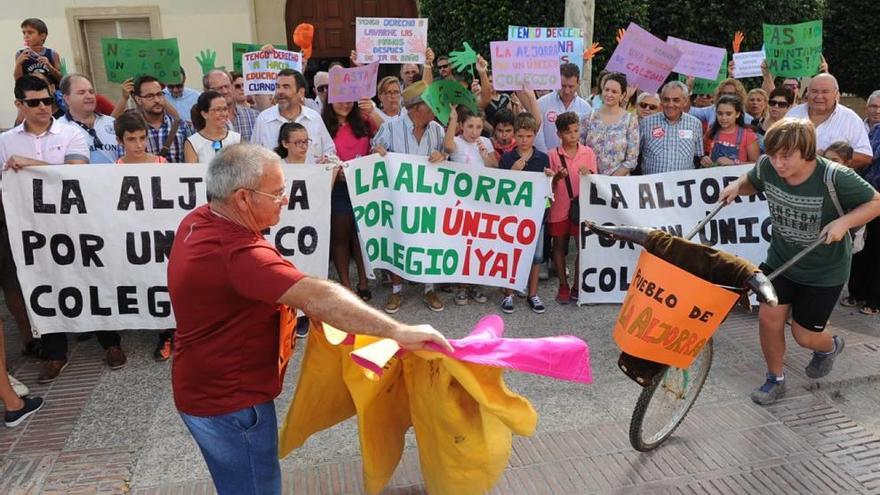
[628,339,713,452]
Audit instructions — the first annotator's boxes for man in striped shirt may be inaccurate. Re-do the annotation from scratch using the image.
[638,81,704,175]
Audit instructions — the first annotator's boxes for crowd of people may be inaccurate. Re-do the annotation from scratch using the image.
[0,17,879,483]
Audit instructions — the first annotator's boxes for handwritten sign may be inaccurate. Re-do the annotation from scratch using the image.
[490,41,561,91]
[763,20,823,78]
[733,50,765,79]
[232,42,286,73]
[666,37,726,80]
[242,49,303,96]
[328,63,380,103]
[507,25,585,71]
[679,52,728,95]
[604,23,682,94]
[613,251,739,369]
[355,17,428,64]
[101,38,181,84]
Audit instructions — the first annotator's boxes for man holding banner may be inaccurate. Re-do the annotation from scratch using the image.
[168,144,451,495]
[720,118,880,405]
[371,80,448,313]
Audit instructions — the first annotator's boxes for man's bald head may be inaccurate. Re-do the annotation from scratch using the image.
[204,69,234,106]
[810,73,839,92]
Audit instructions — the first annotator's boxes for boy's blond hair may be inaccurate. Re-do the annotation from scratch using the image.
[764,118,817,161]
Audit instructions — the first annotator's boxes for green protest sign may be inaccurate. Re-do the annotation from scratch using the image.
[232,42,286,73]
[679,52,727,95]
[763,20,823,78]
[101,38,181,84]
[422,80,479,126]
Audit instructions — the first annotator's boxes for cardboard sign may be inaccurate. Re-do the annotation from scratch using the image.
[422,80,479,126]
[604,23,682,94]
[490,41,561,91]
[1,164,332,334]
[667,37,726,80]
[232,42,286,73]
[242,49,303,96]
[613,251,739,369]
[345,153,551,291]
[355,17,428,64]
[733,50,766,79]
[101,38,181,84]
[507,25,585,71]
[763,20,823,78]
[679,52,728,95]
[577,165,770,304]
[328,63,380,104]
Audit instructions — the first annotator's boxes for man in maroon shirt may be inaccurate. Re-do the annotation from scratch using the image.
[167,143,451,495]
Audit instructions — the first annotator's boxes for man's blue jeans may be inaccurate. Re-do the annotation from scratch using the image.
[179,401,281,495]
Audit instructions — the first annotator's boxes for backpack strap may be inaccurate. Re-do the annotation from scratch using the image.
[824,162,846,219]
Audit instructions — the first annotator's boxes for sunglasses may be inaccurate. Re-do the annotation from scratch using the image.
[316,85,328,93]
[639,102,659,110]
[768,100,790,108]
[437,63,450,70]
[234,83,243,89]
[19,97,54,108]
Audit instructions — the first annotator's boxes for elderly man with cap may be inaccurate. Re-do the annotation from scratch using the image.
[371,80,448,313]
[304,71,329,114]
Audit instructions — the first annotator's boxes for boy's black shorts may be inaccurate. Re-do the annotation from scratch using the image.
[760,263,842,332]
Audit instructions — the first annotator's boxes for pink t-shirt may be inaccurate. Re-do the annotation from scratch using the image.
[547,144,597,223]
[332,117,376,161]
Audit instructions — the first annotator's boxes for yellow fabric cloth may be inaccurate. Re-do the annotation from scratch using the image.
[279,322,537,495]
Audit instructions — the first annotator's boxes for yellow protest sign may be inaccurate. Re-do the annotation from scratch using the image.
[614,251,739,369]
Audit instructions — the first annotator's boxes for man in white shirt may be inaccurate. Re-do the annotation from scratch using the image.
[786,74,872,168]
[534,63,591,152]
[304,71,328,114]
[251,69,336,161]
[58,73,119,163]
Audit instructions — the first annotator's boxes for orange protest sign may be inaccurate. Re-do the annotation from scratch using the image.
[278,305,298,378]
[613,251,739,369]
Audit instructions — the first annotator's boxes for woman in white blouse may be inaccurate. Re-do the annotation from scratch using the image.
[184,90,241,163]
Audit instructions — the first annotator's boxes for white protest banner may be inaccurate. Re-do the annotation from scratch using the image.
[666,37,726,80]
[605,23,682,94]
[733,50,766,79]
[355,17,428,64]
[242,49,303,95]
[344,153,550,290]
[2,164,332,334]
[507,25,585,71]
[490,40,561,91]
[577,165,770,304]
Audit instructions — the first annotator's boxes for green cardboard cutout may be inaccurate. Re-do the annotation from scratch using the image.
[101,38,181,84]
[448,42,477,77]
[422,80,478,126]
[763,20,823,78]
[195,49,219,76]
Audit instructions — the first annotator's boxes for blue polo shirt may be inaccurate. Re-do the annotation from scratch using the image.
[499,148,550,173]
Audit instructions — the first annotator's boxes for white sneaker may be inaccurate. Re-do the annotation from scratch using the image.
[8,374,29,397]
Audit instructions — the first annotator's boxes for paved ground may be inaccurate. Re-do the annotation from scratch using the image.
[2,277,880,494]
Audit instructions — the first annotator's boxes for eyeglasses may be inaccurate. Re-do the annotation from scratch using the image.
[166,84,184,90]
[245,188,287,203]
[208,106,229,113]
[768,100,790,108]
[19,97,54,108]
[639,102,659,110]
[290,138,311,147]
[316,85,328,93]
[234,83,243,89]
[138,92,165,100]
[382,90,401,97]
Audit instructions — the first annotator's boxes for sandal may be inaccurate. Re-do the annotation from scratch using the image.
[357,287,372,302]
[840,296,861,307]
[859,306,880,315]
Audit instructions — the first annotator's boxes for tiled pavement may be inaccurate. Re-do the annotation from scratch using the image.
[2,303,880,494]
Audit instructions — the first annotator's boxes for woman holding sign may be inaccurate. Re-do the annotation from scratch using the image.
[720,118,880,405]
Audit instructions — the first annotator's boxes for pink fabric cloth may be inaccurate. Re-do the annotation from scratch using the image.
[351,315,592,384]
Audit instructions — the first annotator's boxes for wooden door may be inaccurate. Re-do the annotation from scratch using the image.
[286,0,418,58]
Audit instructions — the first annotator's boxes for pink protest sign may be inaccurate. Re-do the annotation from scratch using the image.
[605,23,682,94]
[667,37,726,80]
[328,63,380,104]
[489,40,561,91]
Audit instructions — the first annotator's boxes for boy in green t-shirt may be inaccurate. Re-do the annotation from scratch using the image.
[720,118,880,406]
